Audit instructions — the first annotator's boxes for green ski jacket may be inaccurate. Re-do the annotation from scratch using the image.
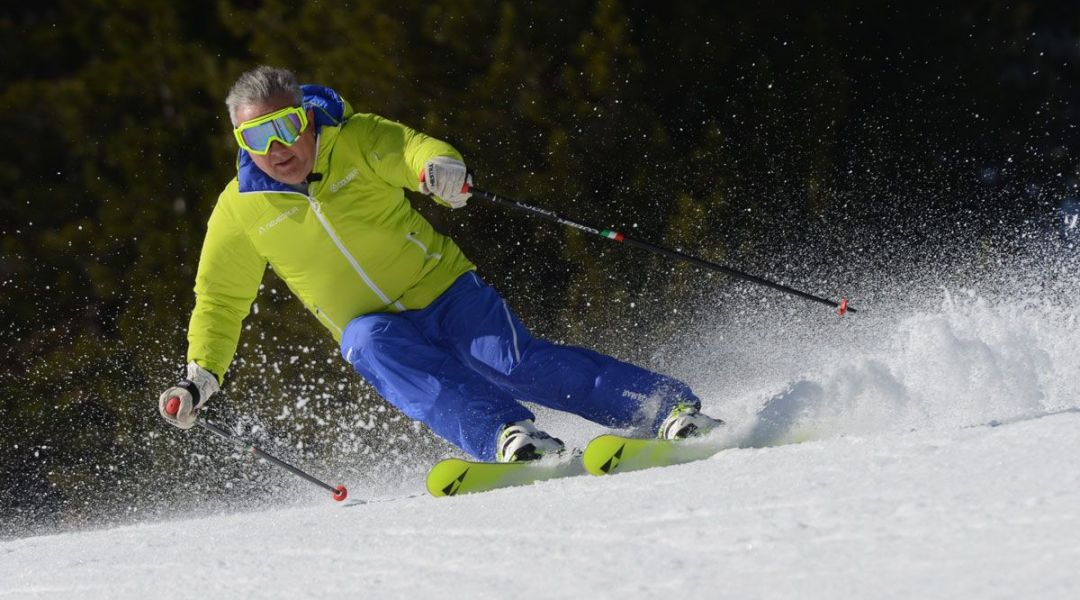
[187,85,475,380]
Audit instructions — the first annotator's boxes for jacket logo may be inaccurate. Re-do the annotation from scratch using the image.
[329,168,359,193]
[259,206,299,235]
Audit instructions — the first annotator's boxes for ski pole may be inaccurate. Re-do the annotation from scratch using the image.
[164,398,348,502]
[466,186,855,315]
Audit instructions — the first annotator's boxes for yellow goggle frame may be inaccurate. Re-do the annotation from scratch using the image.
[233,106,309,155]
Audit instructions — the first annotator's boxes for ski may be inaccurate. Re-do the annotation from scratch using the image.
[428,434,731,496]
[582,434,730,476]
[426,454,584,497]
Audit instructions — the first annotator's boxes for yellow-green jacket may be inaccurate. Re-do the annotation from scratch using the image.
[187,85,475,380]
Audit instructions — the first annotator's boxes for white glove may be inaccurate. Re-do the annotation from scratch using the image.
[159,362,220,430]
[419,156,472,208]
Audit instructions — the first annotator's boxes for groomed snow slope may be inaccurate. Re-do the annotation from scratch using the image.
[2,410,1078,599]
[4,265,1079,599]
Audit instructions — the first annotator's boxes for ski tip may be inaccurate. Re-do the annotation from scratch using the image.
[837,297,849,317]
[332,485,348,502]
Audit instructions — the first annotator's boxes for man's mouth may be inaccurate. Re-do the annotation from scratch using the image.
[273,155,295,168]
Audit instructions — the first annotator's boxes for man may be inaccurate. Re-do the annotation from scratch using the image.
[159,66,721,462]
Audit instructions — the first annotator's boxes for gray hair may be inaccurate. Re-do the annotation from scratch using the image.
[225,65,303,125]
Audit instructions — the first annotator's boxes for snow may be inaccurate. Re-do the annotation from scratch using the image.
[3,412,1079,598]
[3,270,1079,598]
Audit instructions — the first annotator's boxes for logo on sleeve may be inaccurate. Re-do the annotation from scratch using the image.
[329,168,360,193]
[258,206,299,235]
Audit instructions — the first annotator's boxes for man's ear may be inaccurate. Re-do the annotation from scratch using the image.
[306,108,316,131]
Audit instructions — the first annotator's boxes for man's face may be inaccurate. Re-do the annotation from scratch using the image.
[234,95,317,185]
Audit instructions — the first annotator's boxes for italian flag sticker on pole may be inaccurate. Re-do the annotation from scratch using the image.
[601,229,625,242]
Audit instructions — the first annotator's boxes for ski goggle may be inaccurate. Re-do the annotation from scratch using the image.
[233,106,308,155]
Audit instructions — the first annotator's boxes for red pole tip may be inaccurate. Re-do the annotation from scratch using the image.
[165,396,181,416]
[837,298,849,317]
[332,485,348,502]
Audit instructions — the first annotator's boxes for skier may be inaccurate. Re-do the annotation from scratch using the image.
[158,65,721,462]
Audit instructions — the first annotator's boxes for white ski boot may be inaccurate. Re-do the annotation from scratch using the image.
[496,420,565,462]
[658,403,724,440]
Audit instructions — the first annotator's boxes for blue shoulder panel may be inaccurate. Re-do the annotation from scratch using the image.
[301,84,346,128]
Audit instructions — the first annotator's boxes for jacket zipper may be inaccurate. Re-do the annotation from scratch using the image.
[305,194,406,312]
[314,305,344,336]
[405,232,442,260]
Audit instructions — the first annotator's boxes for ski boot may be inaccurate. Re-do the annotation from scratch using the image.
[496,420,565,462]
[658,402,724,440]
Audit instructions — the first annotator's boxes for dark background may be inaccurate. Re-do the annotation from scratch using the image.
[3,1,1078,538]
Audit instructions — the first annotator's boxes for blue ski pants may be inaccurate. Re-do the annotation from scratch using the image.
[340,272,699,460]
